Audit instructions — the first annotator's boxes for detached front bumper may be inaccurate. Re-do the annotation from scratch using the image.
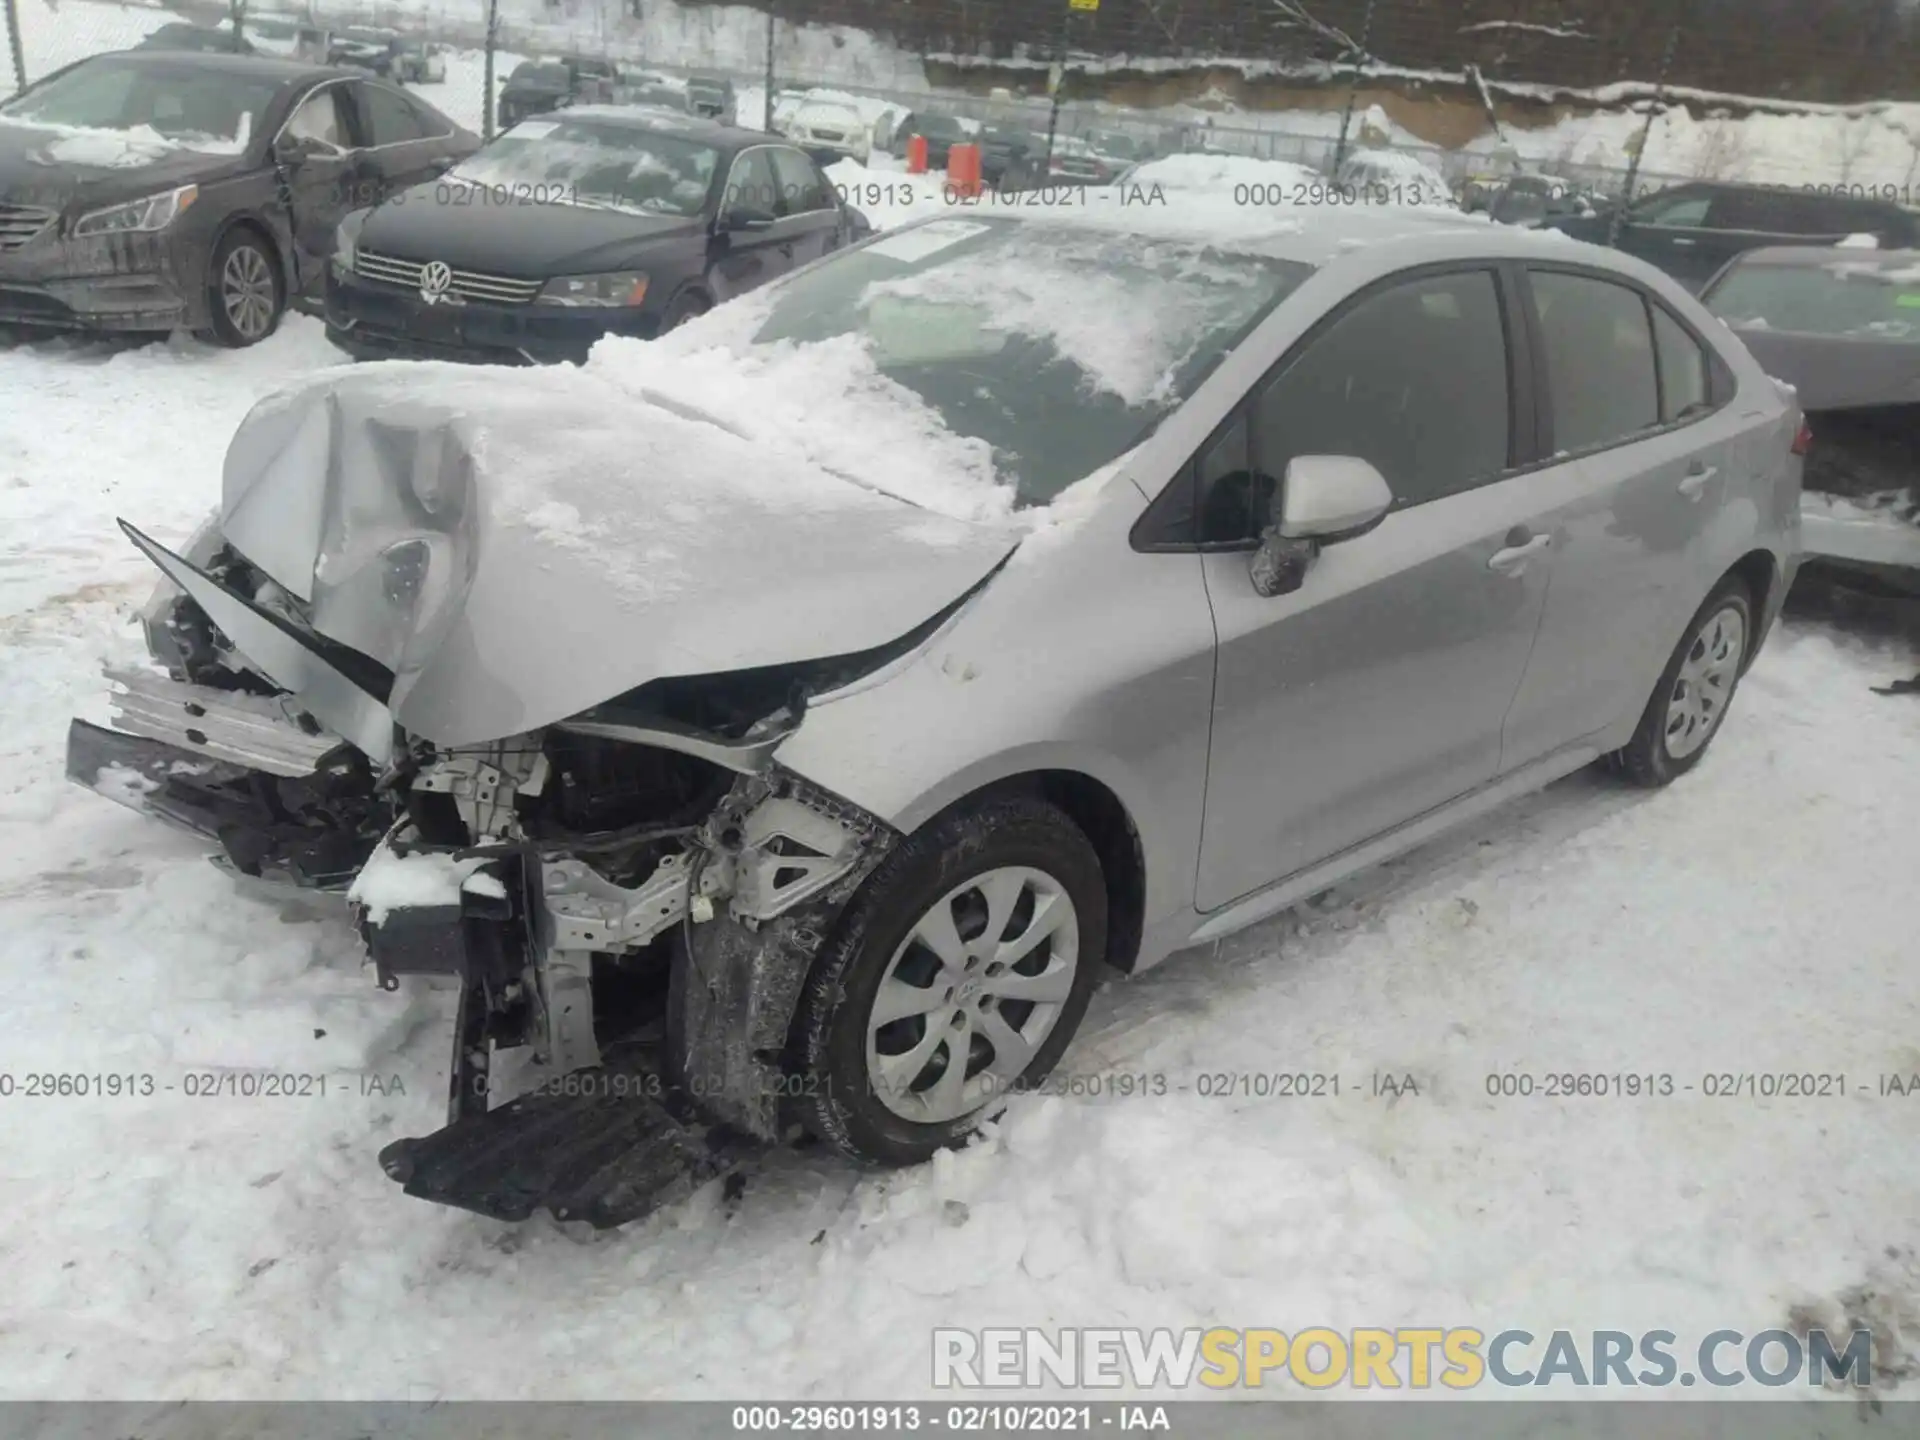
[66,665,384,889]
[324,267,660,365]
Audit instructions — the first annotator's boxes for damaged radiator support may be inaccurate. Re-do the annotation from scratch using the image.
[373,765,896,1226]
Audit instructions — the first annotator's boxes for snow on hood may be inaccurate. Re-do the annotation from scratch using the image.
[0,115,248,166]
[591,321,1014,521]
[212,362,1022,749]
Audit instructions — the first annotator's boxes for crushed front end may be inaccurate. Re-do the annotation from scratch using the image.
[62,366,1022,1226]
[72,569,899,1225]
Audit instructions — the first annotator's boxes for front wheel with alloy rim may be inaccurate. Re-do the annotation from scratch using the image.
[792,794,1107,1166]
[1614,577,1754,787]
[199,228,284,348]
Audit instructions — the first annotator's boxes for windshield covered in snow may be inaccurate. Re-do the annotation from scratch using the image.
[1705,262,1920,340]
[0,55,272,154]
[448,118,720,217]
[749,217,1315,507]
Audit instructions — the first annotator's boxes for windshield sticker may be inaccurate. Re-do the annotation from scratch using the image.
[864,220,992,264]
[1896,293,1920,308]
[508,120,560,139]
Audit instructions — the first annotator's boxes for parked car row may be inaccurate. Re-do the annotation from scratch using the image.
[132,19,447,82]
[0,50,476,345]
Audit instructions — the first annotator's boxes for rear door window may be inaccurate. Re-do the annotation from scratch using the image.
[1530,270,1661,453]
[359,82,426,145]
[1651,305,1713,421]
[1704,188,1794,232]
[1633,190,1712,227]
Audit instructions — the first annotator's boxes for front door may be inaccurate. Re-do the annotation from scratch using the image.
[1194,267,1554,912]
[766,146,847,264]
[711,147,797,301]
[276,82,368,291]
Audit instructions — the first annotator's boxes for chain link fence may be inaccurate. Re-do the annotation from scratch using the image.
[3,0,1914,210]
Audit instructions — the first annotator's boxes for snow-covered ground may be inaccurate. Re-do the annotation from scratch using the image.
[1,309,1919,1399]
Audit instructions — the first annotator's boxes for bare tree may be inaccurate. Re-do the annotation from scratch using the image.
[1269,0,1374,64]
[1140,0,1185,50]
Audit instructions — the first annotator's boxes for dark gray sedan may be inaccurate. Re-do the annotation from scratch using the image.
[1701,245,1920,588]
[0,50,475,345]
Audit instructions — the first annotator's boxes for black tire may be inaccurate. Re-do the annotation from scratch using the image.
[1613,577,1755,787]
[198,226,284,348]
[660,290,709,332]
[793,794,1108,1166]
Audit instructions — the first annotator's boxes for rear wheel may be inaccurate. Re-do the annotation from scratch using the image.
[199,227,284,348]
[1614,578,1753,787]
[793,795,1106,1166]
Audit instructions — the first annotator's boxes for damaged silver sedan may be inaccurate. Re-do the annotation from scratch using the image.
[69,207,1802,1226]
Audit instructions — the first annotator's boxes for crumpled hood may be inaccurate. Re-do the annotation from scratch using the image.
[212,363,1020,748]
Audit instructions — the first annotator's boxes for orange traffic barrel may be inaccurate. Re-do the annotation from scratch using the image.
[906,133,929,174]
[947,142,983,197]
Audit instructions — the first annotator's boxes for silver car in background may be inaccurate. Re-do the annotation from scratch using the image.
[66,205,1802,1227]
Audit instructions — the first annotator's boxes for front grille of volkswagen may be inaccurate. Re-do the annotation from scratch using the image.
[353,249,543,305]
[0,203,55,252]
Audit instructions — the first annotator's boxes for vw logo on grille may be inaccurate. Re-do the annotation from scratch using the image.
[418,260,453,303]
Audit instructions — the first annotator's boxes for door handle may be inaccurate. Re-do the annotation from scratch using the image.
[1679,462,1717,499]
[1488,532,1552,574]
[1671,236,1696,246]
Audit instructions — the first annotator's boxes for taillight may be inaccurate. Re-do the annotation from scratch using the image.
[1791,420,1812,456]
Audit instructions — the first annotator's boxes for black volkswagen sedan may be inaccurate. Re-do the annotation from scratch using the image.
[323,108,870,364]
[0,50,475,345]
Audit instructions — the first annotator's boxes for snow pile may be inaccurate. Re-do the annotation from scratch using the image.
[1124,152,1323,195]
[347,844,494,925]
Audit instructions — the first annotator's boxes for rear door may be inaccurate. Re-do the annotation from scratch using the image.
[1691,188,1815,288]
[1614,186,1720,288]
[348,81,460,200]
[1192,266,1555,909]
[1499,267,1735,770]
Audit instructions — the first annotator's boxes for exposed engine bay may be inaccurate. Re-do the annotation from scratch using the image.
[64,367,1023,1226]
[70,548,909,1226]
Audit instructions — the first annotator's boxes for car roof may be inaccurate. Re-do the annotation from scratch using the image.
[87,48,332,82]
[549,103,778,149]
[970,198,1614,270]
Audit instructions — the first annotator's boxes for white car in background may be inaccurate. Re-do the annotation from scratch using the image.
[784,100,871,165]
